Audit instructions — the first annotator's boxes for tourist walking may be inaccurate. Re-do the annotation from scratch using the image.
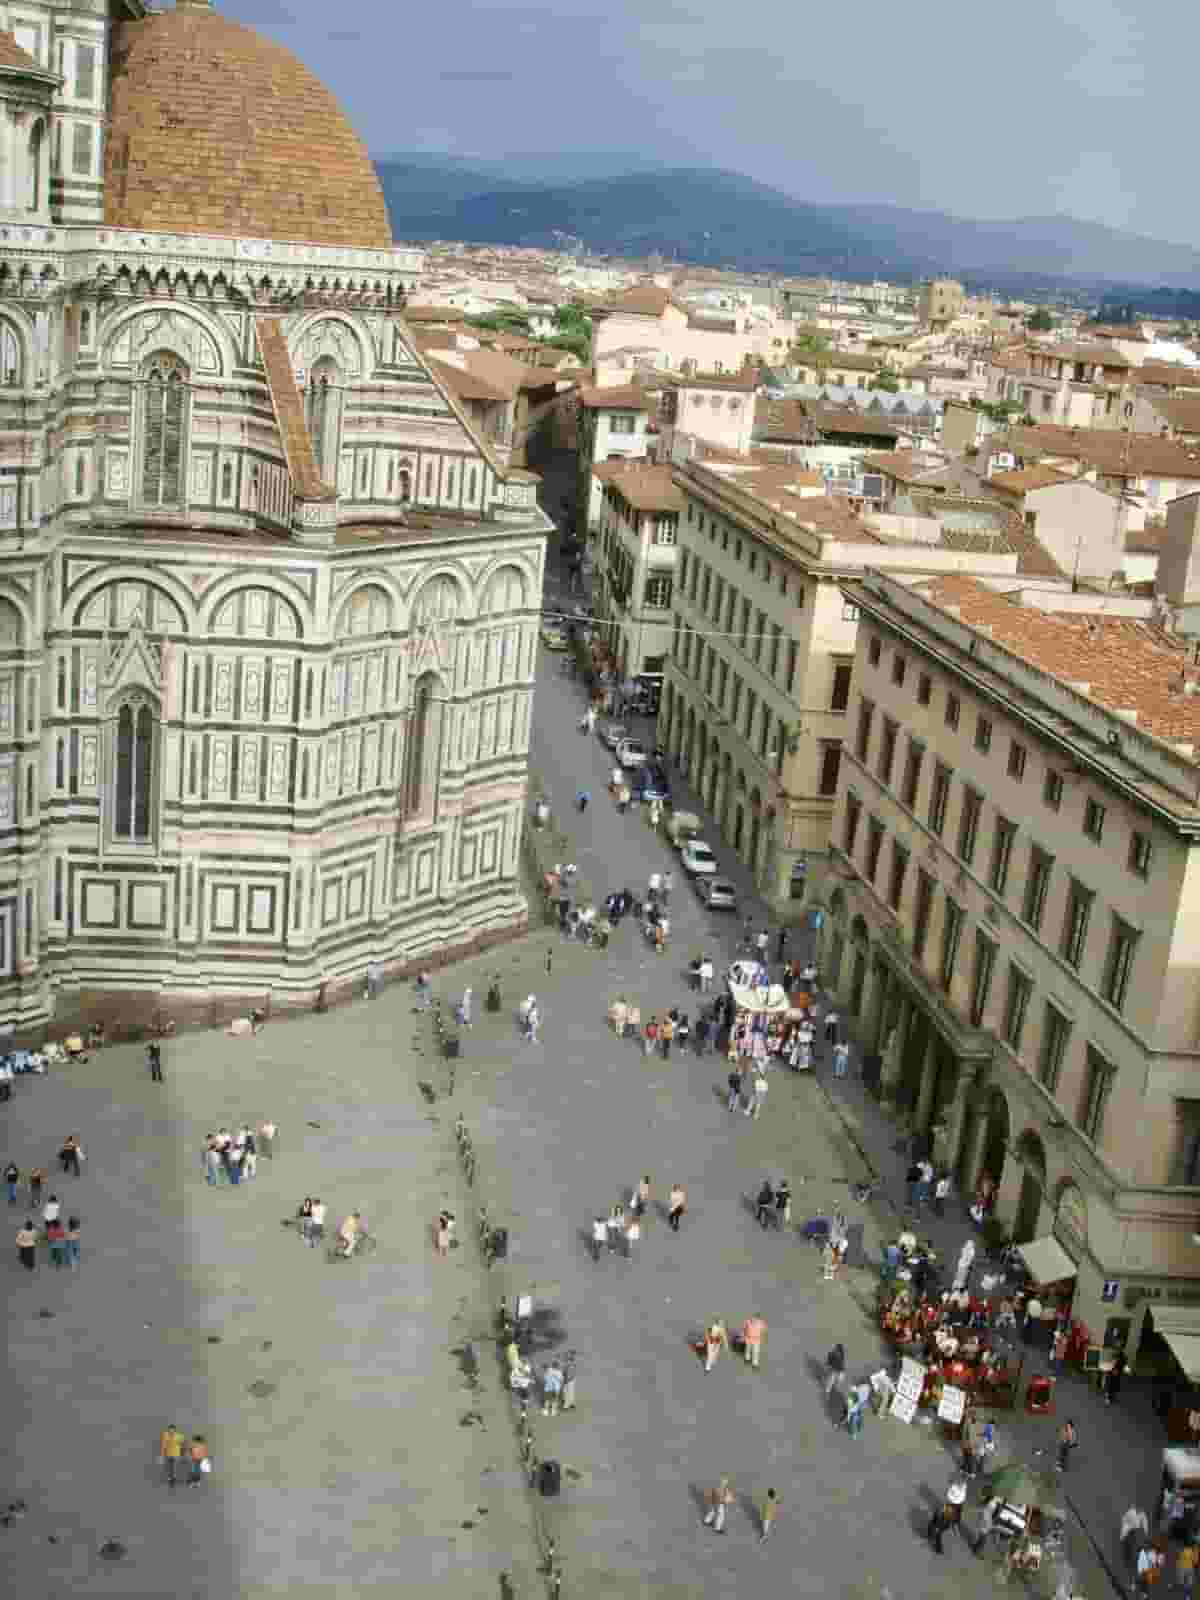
[726,1065,744,1113]
[187,1435,211,1485]
[1105,1350,1127,1405]
[774,1179,791,1228]
[631,1176,651,1218]
[16,1218,36,1270]
[698,956,714,994]
[46,1215,66,1267]
[933,1171,951,1217]
[643,1015,659,1057]
[832,1040,850,1078]
[4,1161,17,1205]
[458,987,473,1028]
[755,1179,775,1229]
[160,1423,186,1487]
[668,1182,687,1232]
[1056,1418,1078,1473]
[624,1210,640,1258]
[703,1319,728,1373]
[259,1119,277,1159]
[741,1313,766,1369]
[59,1135,83,1177]
[590,1216,607,1263]
[28,1166,44,1208]
[824,1009,839,1047]
[759,1488,779,1543]
[308,1198,326,1249]
[660,1014,675,1059]
[824,1342,846,1397]
[702,1476,735,1534]
[148,1042,164,1082]
[65,1215,80,1269]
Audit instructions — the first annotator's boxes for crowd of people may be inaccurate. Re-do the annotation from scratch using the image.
[202,1121,277,1186]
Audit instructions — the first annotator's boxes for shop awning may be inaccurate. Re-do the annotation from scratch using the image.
[1017,1236,1077,1285]
[1154,1309,1200,1382]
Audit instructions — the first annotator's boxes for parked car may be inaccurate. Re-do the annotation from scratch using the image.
[616,738,649,769]
[599,721,628,750]
[632,763,672,803]
[666,810,703,849]
[697,876,737,911]
[539,625,568,651]
[681,838,718,876]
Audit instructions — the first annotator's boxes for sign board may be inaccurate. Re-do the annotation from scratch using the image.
[897,1356,927,1403]
[938,1385,966,1424]
[1102,1279,1120,1303]
[890,1391,919,1424]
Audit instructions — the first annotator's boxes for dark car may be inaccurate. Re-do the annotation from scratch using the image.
[633,763,672,804]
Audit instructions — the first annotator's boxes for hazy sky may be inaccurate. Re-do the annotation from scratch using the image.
[232,0,1178,240]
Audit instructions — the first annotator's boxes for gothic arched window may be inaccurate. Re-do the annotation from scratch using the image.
[403,672,442,820]
[112,696,157,841]
[0,322,20,386]
[305,357,342,481]
[27,121,43,212]
[140,353,189,508]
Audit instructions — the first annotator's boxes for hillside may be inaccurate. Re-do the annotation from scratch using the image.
[374,162,1200,291]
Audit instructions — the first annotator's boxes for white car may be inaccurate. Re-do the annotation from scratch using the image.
[599,721,628,750]
[697,876,738,911]
[616,738,649,769]
[681,838,718,876]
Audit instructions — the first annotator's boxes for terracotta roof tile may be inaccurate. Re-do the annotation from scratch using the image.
[1150,394,1200,435]
[592,460,683,513]
[596,284,680,317]
[105,5,391,248]
[999,424,1200,480]
[921,575,1200,746]
[425,356,510,404]
[988,466,1074,494]
[577,384,649,411]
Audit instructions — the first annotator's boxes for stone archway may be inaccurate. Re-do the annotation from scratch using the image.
[980,1086,1010,1200]
[1013,1129,1047,1245]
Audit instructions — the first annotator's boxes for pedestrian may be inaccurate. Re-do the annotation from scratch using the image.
[961,1407,983,1477]
[541,1360,564,1416]
[971,1496,998,1557]
[727,1065,743,1113]
[187,1435,211,1485]
[832,1041,849,1078]
[16,1218,36,1270]
[776,926,789,964]
[698,956,714,994]
[4,1161,17,1205]
[160,1423,186,1487]
[1135,1543,1165,1597]
[624,1210,640,1258]
[759,1488,779,1543]
[644,1015,659,1057]
[675,1011,690,1052]
[845,1381,870,1438]
[308,1197,326,1250]
[749,1070,768,1120]
[933,1171,950,1217]
[702,1475,735,1534]
[148,1042,163,1082]
[660,1013,675,1059]
[1177,1540,1199,1600]
[414,970,432,1011]
[755,928,769,961]
[590,1216,607,1263]
[1122,1506,1151,1569]
[434,1213,450,1258]
[1050,1326,1068,1374]
[661,870,674,906]
[668,1182,686,1232]
[242,1129,257,1181]
[459,987,473,1028]
[952,1237,975,1293]
[742,1313,766,1369]
[631,1176,651,1218]
[46,1214,65,1267]
[60,1135,83,1177]
[64,1212,79,1268]
[703,1319,728,1372]
[1105,1350,1127,1405]
[695,1015,710,1056]
[755,1179,775,1228]
[259,1119,276,1159]
[561,1350,577,1411]
[823,1009,839,1046]
[28,1166,44,1208]
[824,1342,846,1396]
[1056,1417,1078,1473]
[42,1192,61,1225]
[917,1158,934,1208]
[204,1138,221,1186]
[607,1204,625,1253]
[576,790,589,813]
[774,1179,791,1228]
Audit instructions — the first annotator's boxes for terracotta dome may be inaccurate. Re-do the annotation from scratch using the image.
[103,0,392,250]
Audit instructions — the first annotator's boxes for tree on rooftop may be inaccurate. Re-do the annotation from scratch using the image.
[1027,308,1056,332]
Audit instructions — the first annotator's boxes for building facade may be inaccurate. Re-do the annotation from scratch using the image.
[0,0,550,1029]
[829,570,1200,1348]
[591,461,680,678]
[575,385,651,534]
[660,460,1019,910]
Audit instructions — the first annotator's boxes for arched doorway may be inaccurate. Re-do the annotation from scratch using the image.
[1013,1130,1047,1244]
[980,1087,1010,1200]
[848,915,868,1017]
[748,788,762,880]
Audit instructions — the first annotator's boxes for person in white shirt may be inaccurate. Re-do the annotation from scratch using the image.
[337,1211,363,1257]
[698,957,714,993]
[308,1199,326,1249]
[590,1217,607,1263]
[42,1195,61,1225]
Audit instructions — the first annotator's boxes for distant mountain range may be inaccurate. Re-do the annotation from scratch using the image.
[374,159,1200,295]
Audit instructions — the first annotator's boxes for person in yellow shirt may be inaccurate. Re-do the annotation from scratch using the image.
[159,1424,185,1487]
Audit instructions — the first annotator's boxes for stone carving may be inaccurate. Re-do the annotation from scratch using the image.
[214,659,233,713]
[105,450,129,497]
[243,662,262,716]
[240,737,260,796]
[0,675,13,735]
[271,662,290,715]
[82,656,97,707]
[80,735,97,788]
[211,740,229,795]
[269,742,287,798]
[298,317,361,377]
